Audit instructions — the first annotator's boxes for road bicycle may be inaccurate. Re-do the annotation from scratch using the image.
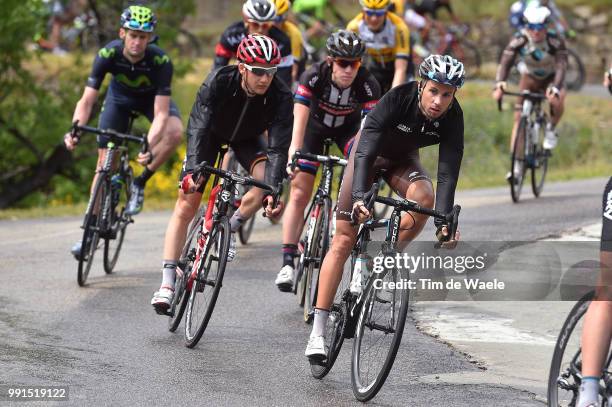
[425,23,481,79]
[310,176,461,402]
[225,150,256,245]
[548,290,612,406]
[290,140,347,322]
[173,158,276,348]
[499,90,551,203]
[70,118,148,286]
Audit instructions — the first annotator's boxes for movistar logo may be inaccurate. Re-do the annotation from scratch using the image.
[115,73,151,88]
[98,48,115,58]
[153,55,170,65]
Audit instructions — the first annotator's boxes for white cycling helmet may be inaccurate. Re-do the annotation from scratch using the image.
[523,5,551,26]
[419,54,465,88]
[243,0,277,22]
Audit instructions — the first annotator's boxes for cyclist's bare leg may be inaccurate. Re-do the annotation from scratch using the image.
[580,251,612,376]
[145,116,183,171]
[396,180,435,247]
[162,190,203,261]
[548,87,566,126]
[238,160,266,219]
[315,220,358,310]
[282,171,316,245]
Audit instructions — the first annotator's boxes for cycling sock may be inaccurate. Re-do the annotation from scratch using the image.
[282,244,298,268]
[311,308,330,337]
[134,167,155,188]
[577,376,601,407]
[161,260,177,290]
[229,209,246,232]
[546,122,556,131]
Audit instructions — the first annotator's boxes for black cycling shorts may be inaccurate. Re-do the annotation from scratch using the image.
[297,118,359,175]
[179,133,267,193]
[97,86,181,148]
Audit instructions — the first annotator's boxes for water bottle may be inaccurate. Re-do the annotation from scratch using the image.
[111,174,123,206]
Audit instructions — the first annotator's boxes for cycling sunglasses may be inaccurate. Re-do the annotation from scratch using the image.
[243,63,278,77]
[247,20,273,30]
[334,58,361,69]
[363,8,387,17]
[127,20,153,31]
[526,23,546,31]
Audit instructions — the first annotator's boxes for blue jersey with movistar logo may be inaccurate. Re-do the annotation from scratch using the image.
[87,39,173,97]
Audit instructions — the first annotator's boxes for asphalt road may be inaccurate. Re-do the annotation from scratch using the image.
[0,177,608,406]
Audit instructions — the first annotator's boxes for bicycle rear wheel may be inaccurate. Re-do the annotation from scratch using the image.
[238,215,256,245]
[77,175,106,286]
[184,216,231,348]
[304,197,332,323]
[103,167,132,273]
[547,291,594,407]
[168,208,204,332]
[510,117,528,203]
[351,266,410,401]
[565,48,586,92]
[531,121,549,198]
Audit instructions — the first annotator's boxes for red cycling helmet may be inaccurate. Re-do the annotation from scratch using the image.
[236,34,281,65]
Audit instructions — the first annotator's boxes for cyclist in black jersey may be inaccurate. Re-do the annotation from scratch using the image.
[576,177,612,407]
[305,54,465,358]
[64,5,183,259]
[274,30,381,291]
[214,0,294,87]
[151,34,292,314]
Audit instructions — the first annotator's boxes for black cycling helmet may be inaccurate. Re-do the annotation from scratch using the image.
[326,30,366,59]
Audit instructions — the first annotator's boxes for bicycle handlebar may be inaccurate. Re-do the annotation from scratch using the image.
[192,161,276,194]
[498,90,546,112]
[70,121,148,151]
[292,150,348,167]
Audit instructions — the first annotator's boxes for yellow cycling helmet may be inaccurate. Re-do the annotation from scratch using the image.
[274,0,290,16]
[359,0,390,9]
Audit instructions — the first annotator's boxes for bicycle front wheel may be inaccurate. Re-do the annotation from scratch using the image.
[351,266,410,401]
[103,167,132,273]
[77,175,106,286]
[547,291,594,407]
[510,117,528,203]
[184,216,231,348]
[373,181,393,220]
[531,121,549,198]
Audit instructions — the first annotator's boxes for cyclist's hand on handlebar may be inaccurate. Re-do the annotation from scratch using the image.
[63,132,79,151]
[263,195,284,218]
[351,200,370,225]
[492,82,506,101]
[436,226,460,249]
[137,151,153,166]
[180,173,203,194]
[286,162,300,179]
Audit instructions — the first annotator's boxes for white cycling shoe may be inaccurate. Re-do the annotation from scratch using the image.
[543,129,558,150]
[305,335,327,360]
[275,265,294,292]
[151,287,174,315]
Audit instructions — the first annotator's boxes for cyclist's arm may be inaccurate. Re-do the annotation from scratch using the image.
[74,47,113,125]
[351,90,400,204]
[213,27,234,70]
[266,89,294,186]
[392,16,411,88]
[359,71,382,117]
[148,55,174,146]
[185,73,218,173]
[289,101,310,158]
[434,110,463,227]
[550,34,568,90]
[496,35,524,83]
[72,87,99,128]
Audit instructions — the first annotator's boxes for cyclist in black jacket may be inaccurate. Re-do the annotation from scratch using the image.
[305,54,465,358]
[214,0,294,87]
[275,30,381,291]
[151,34,292,314]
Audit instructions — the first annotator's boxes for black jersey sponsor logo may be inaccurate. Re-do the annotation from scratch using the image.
[397,124,411,133]
[363,82,373,97]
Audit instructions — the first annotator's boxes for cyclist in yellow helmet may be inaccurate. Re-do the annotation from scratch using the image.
[347,0,410,93]
[273,0,306,83]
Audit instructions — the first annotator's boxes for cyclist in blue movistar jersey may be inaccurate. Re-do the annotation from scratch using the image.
[64,5,183,259]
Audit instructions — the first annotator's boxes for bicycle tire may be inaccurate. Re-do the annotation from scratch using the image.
[238,215,256,245]
[565,48,585,92]
[373,181,393,220]
[351,266,410,402]
[547,291,594,407]
[304,197,332,323]
[531,120,549,198]
[184,216,231,348]
[510,117,528,203]
[103,167,132,273]
[168,208,204,333]
[77,175,106,286]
